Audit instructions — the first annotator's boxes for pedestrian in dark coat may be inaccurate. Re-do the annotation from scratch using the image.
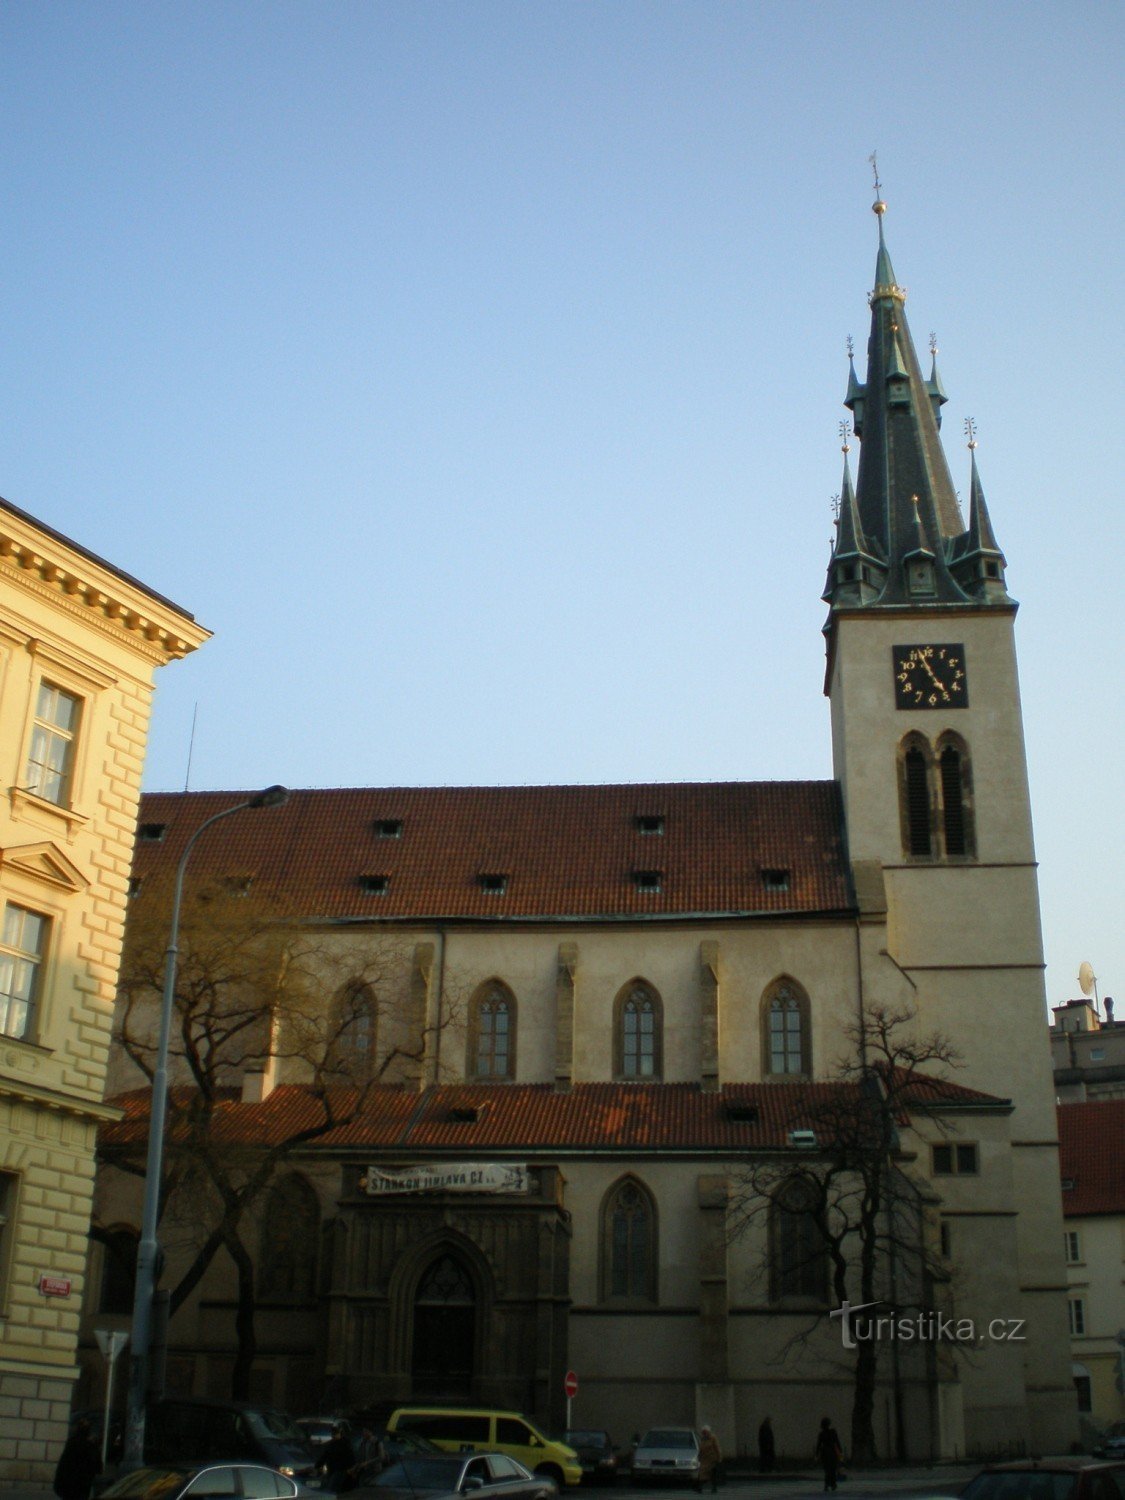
[53,1420,101,1500]
[321,1425,357,1494]
[758,1415,775,1474]
[814,1417,843,1493]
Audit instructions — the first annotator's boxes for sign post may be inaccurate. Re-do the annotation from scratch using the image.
[563,1369,578,1430]
[94,1330,129,1466]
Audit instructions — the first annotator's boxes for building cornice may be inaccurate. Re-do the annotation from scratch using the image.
[0,1073,124,1124]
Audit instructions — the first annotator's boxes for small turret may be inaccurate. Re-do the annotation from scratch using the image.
[949,422,1011,602]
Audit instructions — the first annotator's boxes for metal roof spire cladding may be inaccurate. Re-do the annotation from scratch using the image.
[826,191,1011,615]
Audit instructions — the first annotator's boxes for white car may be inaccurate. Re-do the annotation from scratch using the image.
[629,1430,700,1487]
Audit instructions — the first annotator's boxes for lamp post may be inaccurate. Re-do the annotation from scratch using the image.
[122,785,289,1469]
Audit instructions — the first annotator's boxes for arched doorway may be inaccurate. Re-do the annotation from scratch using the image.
[412,1251,476,1396]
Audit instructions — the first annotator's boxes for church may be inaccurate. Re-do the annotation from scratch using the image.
[81,197,1076,1462]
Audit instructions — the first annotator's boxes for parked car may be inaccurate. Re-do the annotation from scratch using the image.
[387,1408,581,1488]
[629,1430,699,1488]
[100,1462,317,1499]
[145,1399,318,1479]
[1094,1424,1125,1461]
[296,1419,353,1449]
[361,1453,557,1500]
[958,1459,1125,1500]
[562,1432,618,1485]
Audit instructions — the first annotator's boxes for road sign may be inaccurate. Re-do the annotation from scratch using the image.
[95,1329,129,1359]
[564,1370,579,1399]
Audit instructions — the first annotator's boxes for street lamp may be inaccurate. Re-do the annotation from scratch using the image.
[122,785,289,1469]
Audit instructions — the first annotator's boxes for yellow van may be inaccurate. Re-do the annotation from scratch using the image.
[386,1407,582,1487]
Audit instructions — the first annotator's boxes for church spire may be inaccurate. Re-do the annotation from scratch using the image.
[949,421,1011,601]
[826,187,1011,615]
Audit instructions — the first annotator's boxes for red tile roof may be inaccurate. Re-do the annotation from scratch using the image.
[1058,1101,1125,1216]
[101,1077,1005,1155]
[133,782,852,921]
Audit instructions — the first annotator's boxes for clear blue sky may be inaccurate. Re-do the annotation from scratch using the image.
[2,2,1121,1014]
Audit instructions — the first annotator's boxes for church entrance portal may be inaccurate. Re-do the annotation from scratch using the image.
[412,1251,475,1396]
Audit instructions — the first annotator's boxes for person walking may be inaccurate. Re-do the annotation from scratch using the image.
[354,1427,387,1483]
[697,1427,722,1494]
[814,1417,843,1493]
[53,1419,101,1500]
[757,1415,775,1474]
[320,1423,357,1494]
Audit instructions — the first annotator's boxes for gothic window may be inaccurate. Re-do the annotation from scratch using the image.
[259,1174,319,1302]
[899,734,934,858]
[760,978,811,1078]
[897,732,975,861]
[600,1177,657,1302]
[330,981,378,1081]
[935,732,976,858]
[769,1175,827,1303]
[467,981,516,1080]
[614,980,662,1080]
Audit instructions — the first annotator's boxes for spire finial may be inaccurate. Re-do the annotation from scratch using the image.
[839,419,852,455]
[929,331,938,358]
[964,416,978,451]
[846,334,854,361]
[831,493,841,522]
[870,152,887,217]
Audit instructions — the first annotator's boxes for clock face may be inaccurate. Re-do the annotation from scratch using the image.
[892,644,968,709]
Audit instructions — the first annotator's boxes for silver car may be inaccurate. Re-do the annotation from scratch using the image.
[629,1430,699,1488]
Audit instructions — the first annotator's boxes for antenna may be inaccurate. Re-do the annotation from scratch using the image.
[1078,961,1099,1011]
[184,703,198,792]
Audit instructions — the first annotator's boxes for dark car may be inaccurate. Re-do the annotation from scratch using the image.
[1095,1424,1125,1462]
[296,1419,352,1450]
[146,1399,318,1479]
[361,1452,557,1500]
[958,1459,1125,1500]
[100,1462,315,1500]
[562,1433,617,1485]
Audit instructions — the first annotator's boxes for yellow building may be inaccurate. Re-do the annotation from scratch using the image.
[0,495,208,1484]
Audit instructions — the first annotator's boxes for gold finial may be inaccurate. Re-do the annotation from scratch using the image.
[839,420,852,454]
[929,331,938,358]
[870,151,886,216]
[964,416,978,450]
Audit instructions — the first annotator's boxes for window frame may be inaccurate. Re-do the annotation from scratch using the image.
[760,977,812,1079]
[0,901,50,1043]
[0,1170,19,1315]
[25,679,82,808]
[931,1141,979,1176]
[330,980,379,1081]
[599,1175,658,1304]
[467,981,517,1081]
[769,1174,828,1305]
[613,980,663,1081]
[1068,1296,1086,1337]
[258,1174,320,1303]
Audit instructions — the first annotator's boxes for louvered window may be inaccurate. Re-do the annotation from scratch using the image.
[940,746,966,855]
[904,747,932,856]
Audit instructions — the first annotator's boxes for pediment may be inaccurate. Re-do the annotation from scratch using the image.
[1,841,89,893]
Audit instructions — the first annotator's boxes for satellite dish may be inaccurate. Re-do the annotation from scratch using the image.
[1078,961,1097,998]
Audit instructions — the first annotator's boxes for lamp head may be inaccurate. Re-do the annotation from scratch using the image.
[248,784,289,809]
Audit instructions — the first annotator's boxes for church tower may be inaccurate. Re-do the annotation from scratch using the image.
[823,192,1075,1451]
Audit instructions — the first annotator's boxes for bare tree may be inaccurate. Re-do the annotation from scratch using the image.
[728,1004,962,1465]
[103,879,451,1398]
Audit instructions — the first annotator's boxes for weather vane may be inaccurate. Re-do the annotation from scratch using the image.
[964,416,978,450]
[846,334,854,360]
[929,331,938,358]
[839,420,851,453]
[869,152,882,198]
[830,494,841,522]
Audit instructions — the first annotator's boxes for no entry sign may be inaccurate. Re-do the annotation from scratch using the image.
[564,1370,579,1399]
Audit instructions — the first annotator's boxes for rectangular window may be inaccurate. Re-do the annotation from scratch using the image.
[0,1172,18,1306]
[1065,1230,1082,1264]
[1068,1297,1086,1337]
[26,682,81,805]
[0,904,48,1041]
[932,1142,978,1175]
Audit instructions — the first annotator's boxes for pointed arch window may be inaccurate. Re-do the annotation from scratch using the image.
[330,980,378,1081]
[936,733,976,859]
[600,1177,657,1303]
[468,981,516,1080]
[769,1175,827,1303]
[614,981,663,1080]
[760,978,811,1078]
[898,733,975,861]
[259,1174,320,1302]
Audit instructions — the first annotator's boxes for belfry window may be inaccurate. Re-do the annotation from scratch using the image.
[900,733,975,861]
[903,744,933,857]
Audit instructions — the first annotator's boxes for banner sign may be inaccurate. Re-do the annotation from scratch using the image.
[362,1163,529,1196]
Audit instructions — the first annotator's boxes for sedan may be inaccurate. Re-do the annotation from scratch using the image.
[361,1453,557,1500]
[101,1463,316,1500]
[563,1432,618,1485]
[629,1431,699,1488]
[956,1459,1125,1500]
